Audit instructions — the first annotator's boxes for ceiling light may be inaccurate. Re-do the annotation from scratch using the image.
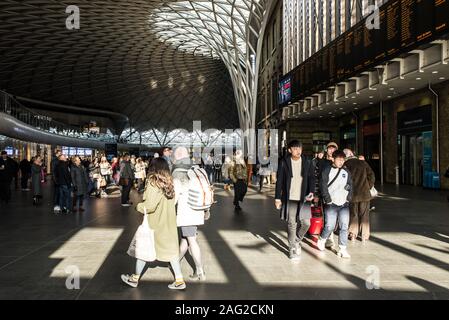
[369,102,374,104]
[410,87,415,90]
[432,70,438,74]
[369,96,374,99]
[342,112,346,114]
[439,77,445,80]
[352,96,356,99]
[416,77,421,80]
[328,112,332,114]
[339,108,343,110]
[353,102,357,105]
[389,88,394,91]
[354,107,359,110]
[387,95,392,98]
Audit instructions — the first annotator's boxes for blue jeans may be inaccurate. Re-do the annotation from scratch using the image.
[59,185,72,211]
[320,203,350,247]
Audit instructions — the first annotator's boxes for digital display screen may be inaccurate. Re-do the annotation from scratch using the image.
[285,0,449,101]
[278,75,292,106]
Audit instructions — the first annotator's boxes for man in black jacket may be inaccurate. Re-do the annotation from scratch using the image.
[54,154,72,214]
[19,158,32,191]
[275,140,315,261]
[51,149,62,213]
[0,151,15,204]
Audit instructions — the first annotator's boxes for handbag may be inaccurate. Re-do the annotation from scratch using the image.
[370,186,378,198]
[119,177,129,186]
[127,209,156,262]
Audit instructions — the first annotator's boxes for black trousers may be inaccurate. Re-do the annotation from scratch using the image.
[121,182,131,204]
[233,179,247,205]
[21,174,30,189]
[0,182,12,203]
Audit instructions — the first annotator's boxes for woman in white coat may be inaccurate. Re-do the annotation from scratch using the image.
[172,146,206,281]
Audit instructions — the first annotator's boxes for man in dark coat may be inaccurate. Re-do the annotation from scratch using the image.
[51,149,62,213]
[343,149,376,242]
[0,151,15,204]
[275,140,315,261]
[19,158,32,191]
[54,154,72,214]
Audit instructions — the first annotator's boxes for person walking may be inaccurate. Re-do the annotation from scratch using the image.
[120,154,134,207]
[31,156,43,205]
[134,158,146,193]
[343,149,376,242]
[19,157,32,191]
[0,151,15,205]
[172,147,206,281]
[71,156,89,213]
[274,140,315,261]
[162,147,173,172]
[51,149,62,213]
[230,150,247,211]
[316,150,353,258]
[54,154,73,214]
[121,158,185,289]
[221,156,232,191]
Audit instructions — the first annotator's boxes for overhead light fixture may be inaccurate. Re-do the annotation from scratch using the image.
[339,107,343,110]
[352,96,356,99]
[342,112,346,114]
[439,77,445,80]
[416,77,421,80]
[432,70,439,74]
[354,107,359,110]
[328,112,332,114]
[369,102,374,104]
[353,102,357,105]
[369,96,374,99]
[410,87,415,90]
[389,88,394,91]
[387,95,392,98]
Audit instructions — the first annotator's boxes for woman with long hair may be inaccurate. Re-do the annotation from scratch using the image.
[31,155,43,205]
[121,158,185,289]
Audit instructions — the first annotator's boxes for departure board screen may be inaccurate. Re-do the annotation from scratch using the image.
[386,0,401,58]
[416,0,434,43]
[282,0,449,102]
[435,0,449,35]
[401,0,416,49]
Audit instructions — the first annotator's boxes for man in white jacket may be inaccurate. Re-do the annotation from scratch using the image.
[316,150,353,258]
[172,146,206,281]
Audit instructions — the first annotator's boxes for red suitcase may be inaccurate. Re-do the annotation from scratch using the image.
[308,204,324,235]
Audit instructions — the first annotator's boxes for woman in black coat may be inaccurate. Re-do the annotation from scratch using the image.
[71,156,89,212]
[31,156,43,205]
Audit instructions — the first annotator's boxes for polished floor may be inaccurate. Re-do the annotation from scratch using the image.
[0,180,449,300]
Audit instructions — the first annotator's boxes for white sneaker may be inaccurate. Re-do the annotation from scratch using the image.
[337,247,351,258]
[53,205,61,214]
[168,280,186,290]
[325,235,335,248]
[121,274,139,288]
[317,238,326,251]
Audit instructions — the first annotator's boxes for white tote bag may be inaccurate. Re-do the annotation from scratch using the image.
[370,186,378,198]
[127,209,156,262]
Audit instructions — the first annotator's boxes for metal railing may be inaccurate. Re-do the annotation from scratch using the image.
[0,90,123,143]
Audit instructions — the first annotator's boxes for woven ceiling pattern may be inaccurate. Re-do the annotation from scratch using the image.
[0,0,250,131]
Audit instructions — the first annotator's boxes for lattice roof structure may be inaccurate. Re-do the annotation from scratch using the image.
[0,0,272,133]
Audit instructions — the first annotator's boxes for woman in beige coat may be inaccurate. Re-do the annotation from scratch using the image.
[121,158,185,290]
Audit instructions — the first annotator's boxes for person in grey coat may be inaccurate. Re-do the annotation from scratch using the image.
[120,153,135,206]
[31,156,43,205]
[71,156,89,212]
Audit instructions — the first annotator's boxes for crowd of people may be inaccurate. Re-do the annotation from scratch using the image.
[275,140,376,261]
[2,141,448,291]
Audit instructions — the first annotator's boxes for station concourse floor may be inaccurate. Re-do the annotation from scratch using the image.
[0,181,449,300]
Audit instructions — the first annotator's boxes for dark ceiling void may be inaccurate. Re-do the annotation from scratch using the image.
[0,0,239,131]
